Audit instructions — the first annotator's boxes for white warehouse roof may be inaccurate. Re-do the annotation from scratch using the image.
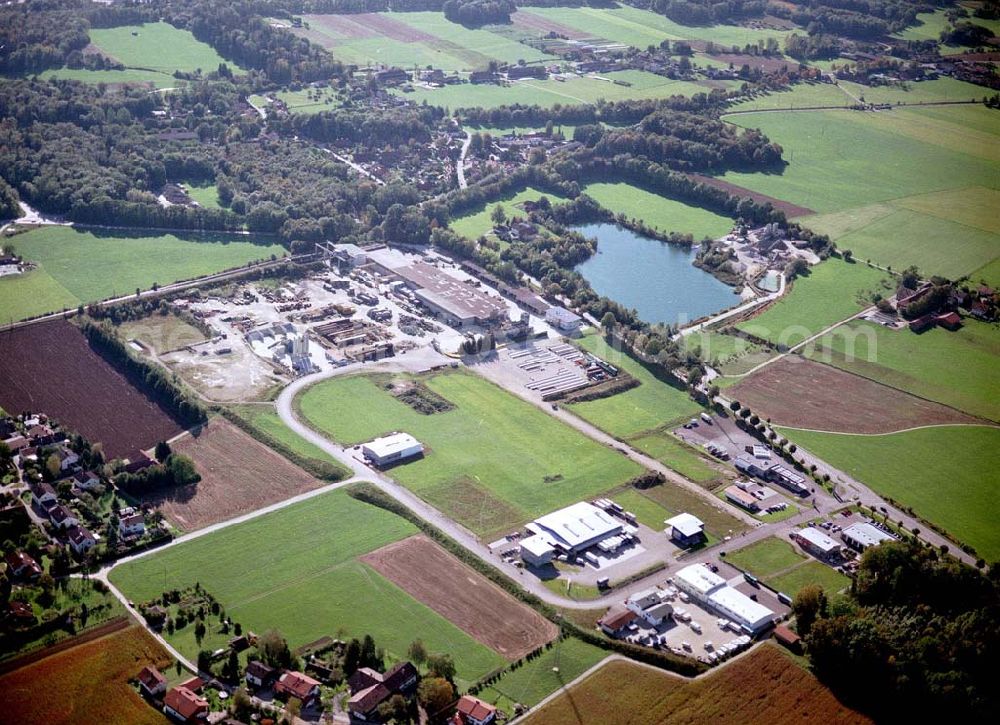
[707,586,775,632]
[665,513,705,538]
[362,432,422,459]
[675,563,726,597]
[842,522,896,549]
[795,527,840,553]
[519,534,556,558]
[529,502,621,551]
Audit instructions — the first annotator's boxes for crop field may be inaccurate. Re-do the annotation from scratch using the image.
[523,644,871,725]
[117,314,207,354]
[719,106,1000,216]
[806,318,1000,422]
[736,259,892,346]
[450,186,567,240]
[729,356,977,434]
[89,22,240,75]
[132,418,324,531]
[0,320,182,459]
[581,182,734,239]
[781,425,1000,560]
[0,624,172,725]
[361,535,557,660]
[109,487,506,685]
[228,404,341,466]
[297,371,641,537]
[0,227,286,323]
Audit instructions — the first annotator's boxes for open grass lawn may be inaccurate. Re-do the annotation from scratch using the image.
[737,259,892,346]
[728,81,856,111]
[89,22,241,75]
[568,332,703,438]
[611,487,674,530]
[183,182,222,210]
[719,106,1000,215]
[0,624,172,725]
[117,314,206,353]
[627,430,721,485]
[778,425,1000,561]
[683,329,777,375]
[450,186,567,240]
[840,77,989,105]
[297,371,642,537]
[971,256,1000,288]
[769,561,850,598]
[476,637,607,714]
[639,481,747,539]
[228,404,341,465]
[109,488,505,686]
[522,643,871,725]
[37,67,178,88]
[581,182,733,239]
[724,536,806,579]
[806,318,1000,422]
[0,227,286,322]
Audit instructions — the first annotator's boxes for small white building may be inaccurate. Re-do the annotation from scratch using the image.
[361,432,424,468]
[545,306,583,332]
[664,513,706,547]
[841,522,896,551]
[626,587,674,627]
[519,534,556,567]
[119,513,146,538]
[792,527,841,559]
[333,243,369,268]
[67,525,96,554]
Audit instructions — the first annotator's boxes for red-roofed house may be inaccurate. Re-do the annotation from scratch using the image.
[72,469,101,491]
[66,525,96,554]
[7,600,36,624]
[597,607,638,638]
[453,695,497,725]
[164,686,208,722]
[29,481,57,508]
[773,624,802,653]
[274,671,321,706]
[4,550,42,579]
[245,660,276,689]
[49,504,78,530]
[935,311,962,330]
[347,661,419,719]
[137,666,168,697]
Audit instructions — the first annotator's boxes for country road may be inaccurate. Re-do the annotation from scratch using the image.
[457,130,472,189]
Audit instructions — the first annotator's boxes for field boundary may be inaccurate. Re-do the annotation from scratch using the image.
[0,616,130,675]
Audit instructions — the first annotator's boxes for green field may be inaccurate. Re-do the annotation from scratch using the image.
[228,404,341,466]
[769,561,850,598]
[737,259,892,347]
[638,480,746,539]
[627,430,721,485]
[806,318,1000,422]
[36,67,179,88]
[778,425,1000,561]
[398,72,731,111]
[581,182,734,239]
[0,227,286,322]
[683,329,777,376]
[450,186,567,240]
[725,536,806,578]
[611,488,674,530]
[519,6,792,49]
[183,182,223,210]
[251,88,343,115]
[728,82,855,112]
[109,488,505,685]
[719,106,1000,215]
[971,257,1000,288]
[297,371,642,537]
[89,22,240,75]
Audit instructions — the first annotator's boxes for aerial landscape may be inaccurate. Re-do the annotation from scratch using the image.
[0,0,997,723]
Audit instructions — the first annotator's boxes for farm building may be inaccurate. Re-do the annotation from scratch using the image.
[275,671,322,707]
[163,685,208,723]
[348,661,419,720]
[841,522,896,551]
[664,513,706,547]
[526,501,622,555]
[725,485,760,512]
[675,564,775,634]
[361,432,424,468]
[626,587,674,627]
[598,607,638,638]
[792,527,841,559]
[137,666,167,697]
[453,695,498,725]
[519,534,556,567]
[245,661,276,688]
[545,306,583,332]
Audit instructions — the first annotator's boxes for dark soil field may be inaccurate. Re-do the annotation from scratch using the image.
[687,173,815,218]
[0,320,183,459]
[361,534,558,660]
[310,13,378,40]
[136,417,323,531]
[0,624,171,725]
[512,10,591,40]
[358,13,439,43]
[523,643,871,725]
[729,357,977,433]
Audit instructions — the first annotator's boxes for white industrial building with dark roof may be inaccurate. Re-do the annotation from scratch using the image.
[841,522,897,551]
[674,564,775,634]
[664,513,706,547]
[526,502,622,554]
[792,527,842,559]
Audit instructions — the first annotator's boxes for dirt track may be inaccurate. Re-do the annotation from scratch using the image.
[362,534,558,660]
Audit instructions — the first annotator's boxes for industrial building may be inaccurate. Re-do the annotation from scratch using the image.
[841,522,897,551]
[526,501,622,554]
[626,588,674,627]
[767,464,809,495]
[387,261,509,327]
[674,564,775,634]
[664,513,705,547]
[792,527,841,559]
[361,432,424,468]
[724,485,760,512]
[519,534,556,567]
[545,306,583,332]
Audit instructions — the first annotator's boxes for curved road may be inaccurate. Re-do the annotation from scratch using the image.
[457,131,472,189]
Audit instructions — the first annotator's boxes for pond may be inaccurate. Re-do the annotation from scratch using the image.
[572,223,739,326]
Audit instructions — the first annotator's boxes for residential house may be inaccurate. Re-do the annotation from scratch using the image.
[626,587,674,627]
[49,504,78,530]
[4,550,42,579]
[119,513,146,538]
[597,607,638,638]
[66,525,96,554]
[137,666,168,697]
[163,686,209,723]
[347,661,419,720]
[56,446,79,471]
[453,695,498,725]
[274,671,321,707]
[72,469,101,491]
[245,661,276,689]
[29,481,57,508]
[7,600,36,625]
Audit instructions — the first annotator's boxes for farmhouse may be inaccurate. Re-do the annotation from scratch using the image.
[626,587,674,627]
[66,524,96,554]
[526,501,622,555]
[725,485,760,512]
[674,564,775,634]
[274,671,322,707]
[664,513,706,547]
[519,534,556,567]
[841,522,896,551]
[137,665,167,697]
[347,661,419,720]
[163,685,208,723]
[245,661,276,689]
[453,694,498,725]
[792,527,841,559]
[545,306,583,332]
[361,432,424,468]
[598,607,638,638]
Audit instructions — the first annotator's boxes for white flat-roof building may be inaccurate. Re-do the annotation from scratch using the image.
[792,527,841,558]
[519,534,556,567]
[675,564,774,634]
[841,522,896,551]
[527,502,622,554]
[545,306,583,332]
[664,513,706,547]
[361,432,424,468]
